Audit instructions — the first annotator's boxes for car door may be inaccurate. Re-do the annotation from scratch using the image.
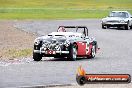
[85,37,92,55]
[76,27,89,56]
[77,41,87,56]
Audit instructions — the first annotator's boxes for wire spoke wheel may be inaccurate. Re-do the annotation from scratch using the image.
[69,44,77,61]
[91,45,96,58]
[72,47,77,59]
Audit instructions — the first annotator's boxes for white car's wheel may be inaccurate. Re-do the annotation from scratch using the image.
[125,22,130,30]
[102,24,106,29]
[130,26,132,29]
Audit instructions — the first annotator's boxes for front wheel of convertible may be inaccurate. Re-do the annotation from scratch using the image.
[90,45,96,58]
[33,52,42,61]
[69,44,77,61]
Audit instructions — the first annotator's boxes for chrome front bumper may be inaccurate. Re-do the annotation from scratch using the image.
[102,22,127,25]
[33,50,69,54]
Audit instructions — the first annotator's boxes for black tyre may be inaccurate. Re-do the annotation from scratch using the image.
[33,52,42,61]
[102,24,106,29]
[107,26,110,28]
[69,44,77,61]
[90,45,96,58]
[130,26,132,29]
[125,22,130,30]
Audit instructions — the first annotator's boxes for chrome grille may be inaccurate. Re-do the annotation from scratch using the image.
[107,20,119,23]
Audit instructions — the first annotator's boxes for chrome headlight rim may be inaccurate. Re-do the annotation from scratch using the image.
[64,40,71,47]
[34,39,40,45]
[55,45,61,51]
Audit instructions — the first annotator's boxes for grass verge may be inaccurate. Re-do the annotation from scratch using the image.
[0,8,132,19]
[5,48,33,59]
[0,0,132,19]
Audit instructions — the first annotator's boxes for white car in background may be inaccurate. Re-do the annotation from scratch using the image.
[102,11,132,30]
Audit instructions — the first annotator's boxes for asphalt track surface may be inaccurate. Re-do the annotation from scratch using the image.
[0,19,132,88]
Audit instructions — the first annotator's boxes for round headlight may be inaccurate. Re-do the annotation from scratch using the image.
[55,45,61,51]
[64,40,70,47]
[34,39,40,45]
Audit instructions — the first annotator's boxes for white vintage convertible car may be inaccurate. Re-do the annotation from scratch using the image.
[33,26,99,61]
[102,11,132,30]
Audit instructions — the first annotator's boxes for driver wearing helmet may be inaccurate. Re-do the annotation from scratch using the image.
[57,26,66,32]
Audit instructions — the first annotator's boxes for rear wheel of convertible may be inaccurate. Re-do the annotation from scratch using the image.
[33,52,42,61]
[69,44,77,61]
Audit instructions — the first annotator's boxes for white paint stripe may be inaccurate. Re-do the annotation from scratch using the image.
[20,83,75,88]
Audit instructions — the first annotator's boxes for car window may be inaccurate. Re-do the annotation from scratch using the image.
[109,12,128,18]
[76,28,84,33]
